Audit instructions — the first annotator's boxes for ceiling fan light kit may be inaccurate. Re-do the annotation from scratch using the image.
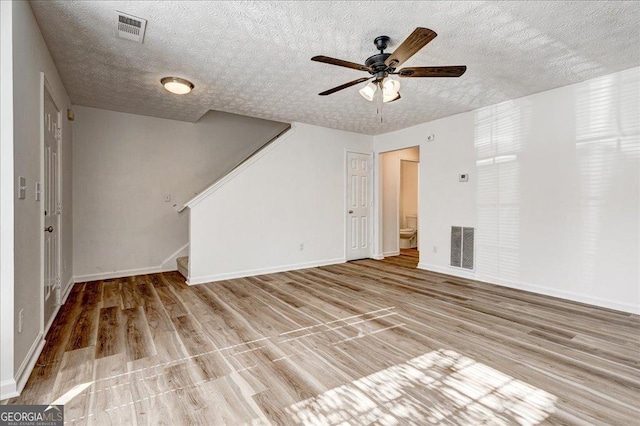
[312,27,466,117]
[359,78,401,103]
[358,82,377,102]
[383,89,401,103]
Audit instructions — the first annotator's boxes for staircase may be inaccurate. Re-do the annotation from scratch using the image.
[177,256,189,279]
[176,124,294,285]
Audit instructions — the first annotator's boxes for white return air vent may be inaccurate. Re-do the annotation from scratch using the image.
[115,11,147,43]
[451,226,474,270]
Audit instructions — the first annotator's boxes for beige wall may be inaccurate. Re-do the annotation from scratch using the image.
[72,106,288,280]
[11,0,73,385]
[400,160,419,228]
[380,147,419,255]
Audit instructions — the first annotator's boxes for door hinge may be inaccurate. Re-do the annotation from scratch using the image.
[55,127,62,140]
[56,202,62,215]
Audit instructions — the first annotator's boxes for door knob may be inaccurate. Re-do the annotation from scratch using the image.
[45,226,53,233]
[348,210,354,214]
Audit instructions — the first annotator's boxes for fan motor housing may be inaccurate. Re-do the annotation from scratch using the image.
[365,53,391,73]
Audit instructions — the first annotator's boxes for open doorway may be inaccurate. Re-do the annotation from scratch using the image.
[400,159,419,250]
[380,146,419,265]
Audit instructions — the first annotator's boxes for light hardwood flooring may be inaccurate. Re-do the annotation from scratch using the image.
[3,249,639,425]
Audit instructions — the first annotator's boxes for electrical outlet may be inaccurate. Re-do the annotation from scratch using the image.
[164,194,172,202]
[18,309,24,333]
[299,243,304,251]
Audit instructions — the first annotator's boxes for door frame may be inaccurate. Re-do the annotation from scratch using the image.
[344,150,374,261]
[399,159,419,250]
[40,73,62,333]
[374,146,421,259]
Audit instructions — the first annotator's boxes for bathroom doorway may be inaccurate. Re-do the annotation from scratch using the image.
[380,146,419,262]
[400,159,419,250]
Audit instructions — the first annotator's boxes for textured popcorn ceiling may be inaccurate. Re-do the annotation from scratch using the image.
[30,1,640,135]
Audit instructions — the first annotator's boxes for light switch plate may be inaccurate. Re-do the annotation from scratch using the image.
[18,176,26,199]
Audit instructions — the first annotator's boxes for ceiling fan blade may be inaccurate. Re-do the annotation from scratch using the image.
[312,55,372,72]
[318,77,372,96]
[398,66,467,77]
[385,28,437,69]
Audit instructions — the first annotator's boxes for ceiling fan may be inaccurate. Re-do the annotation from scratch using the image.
[312,28,466,104]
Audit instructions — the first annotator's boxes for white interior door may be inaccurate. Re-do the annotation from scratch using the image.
[44,88,60,324]
[346,152,372,260]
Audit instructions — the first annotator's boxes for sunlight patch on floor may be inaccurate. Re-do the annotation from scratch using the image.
[285,349,557,425]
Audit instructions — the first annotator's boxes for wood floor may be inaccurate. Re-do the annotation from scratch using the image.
[3,249,639,425]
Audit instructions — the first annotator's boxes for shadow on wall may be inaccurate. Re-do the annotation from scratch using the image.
[475,100,531,282]
[473,67,639,297]
[575,69,640,293]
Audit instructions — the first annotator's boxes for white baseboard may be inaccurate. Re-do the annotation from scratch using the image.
[74,245,187,283]
[5,277,75,400]
[371,254,384,260]
[159,243,189,272]
[14,333,45,395]
[0,379,18,400]
[418,262,476,279]
[383,251,400,257]
[62,276,74,303]
[417,262,640,315]
[43,276,75,337]
[187,257,346,285]
[74,266,165,283]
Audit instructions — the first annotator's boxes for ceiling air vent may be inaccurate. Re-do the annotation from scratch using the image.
[115,11,147,43]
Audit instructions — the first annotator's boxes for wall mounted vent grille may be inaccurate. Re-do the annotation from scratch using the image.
[115,11,147,43]
[451,226,474,270]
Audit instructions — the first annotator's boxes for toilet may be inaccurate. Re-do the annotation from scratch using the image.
[399,215,418,249]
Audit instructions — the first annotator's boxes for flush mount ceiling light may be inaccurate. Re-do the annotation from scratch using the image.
[160,77,194,95]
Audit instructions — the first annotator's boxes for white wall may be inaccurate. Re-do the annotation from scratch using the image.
[5,0,73,398]
[72,106,288,281]
[375,67,640,314]
[188,122,372,283]
[380,147,419,256]
[0,0,16,399]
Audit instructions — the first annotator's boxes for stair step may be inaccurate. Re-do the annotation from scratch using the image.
[177,256,189,279]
